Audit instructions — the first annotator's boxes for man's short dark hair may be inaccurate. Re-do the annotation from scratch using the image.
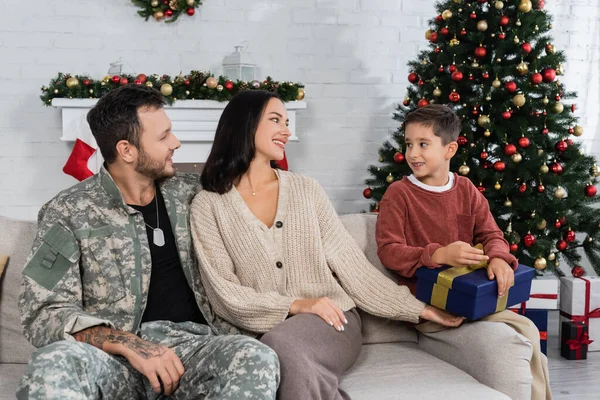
[86,85,166,164]
[404,104,461,145]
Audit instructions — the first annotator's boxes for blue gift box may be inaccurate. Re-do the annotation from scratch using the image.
[415,264,535,321]
[509,307,548,355]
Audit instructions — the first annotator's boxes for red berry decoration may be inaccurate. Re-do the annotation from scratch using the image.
[449,64,457,73]
[518,137,530,148]
[542,68,556,83]
[408,72,418,83]
[550,162,563,174]
[564,229,576,243]
[441,27,449,35]
[186,7,195,16]
[524,233,536,247]
[504,81,517,93]
[429,32,438,43]
[418,98,430,108]
[519,183,527,193]
[510,243,519,253]
[521,43,532,54]
[111,75,121,84]
[556,240,568,251]
[451,71,463,81]
[457,136,468,146]
[502,111,512,120]
[83,79,91,86]
[449,91,461,102]
[474,46,487,58]
[434,47,441,54]
[393,152,405,163]
[224,80,234,90]
[119,77,128,86]
[134,79,143,85]
[571,266,585,278]
[363,188,372,199]
[480,151,489,159]
[494,161,506,172]
[500,15,509,26]
[165,9,173,17]
[504,144,517,156]
[555,140,568,152]
[530,73,543,85]
[585,184,597,197]
[537,184,545,193]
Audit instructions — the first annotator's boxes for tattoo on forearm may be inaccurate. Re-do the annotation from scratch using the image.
[74,326,166,359]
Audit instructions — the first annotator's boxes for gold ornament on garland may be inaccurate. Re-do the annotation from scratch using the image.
[206,76,218,89]
[151,0,159,6]
[160,83,173,96]
[66,77,79,89]
[153,11,164,21]
[186,0,195,5]
[296,88,306,101]
[169,0,178,10]
[138,0,202,23]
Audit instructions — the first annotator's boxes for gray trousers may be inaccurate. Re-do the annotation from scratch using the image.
[17,321,280,400]
[260,308,363,400]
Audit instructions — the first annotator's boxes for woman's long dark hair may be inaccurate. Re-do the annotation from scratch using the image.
[201,90,282,194]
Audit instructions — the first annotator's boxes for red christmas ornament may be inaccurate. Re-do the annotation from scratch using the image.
[224,80,234,90]
[555,220,562,229]
[474,46,487,58]
[524,234,536,247]
[500,15,509,26]
[542,68,556,83]
[480,151,489,159]
[429,32,438,43]
[441,27,449,35]
[470,12,477,19]
[568,127,574,134]
[439,66,445,73]
[457,136,468,146]
[186,7,195,16]
[550,162,563,174]
[521,43,532,54]
[585,184,597,197]
[494,161,506,172]
[542,111,547,116]
[510,243,519,253]
[119,77,128,86]
[519,183,527,193]
[136,74,147,83]
[111,75,121,84]
[571,266,585,278]
[482,72,490,79]
[403,98,410,106]
[436,15,443,22]
[518,137,530,148]
[83,79,91,86]
[566,139,573,146]
[537,184,545,193]
[434,47,441,54]
[460,28,467,35]
[134,79,143,85]
[556,240,568,251]
[564,230,576,243]
[555,140,568,152]
[504,81,517,93]
[530,73,543,85]
[449,64,457,73]
[393,152,405,163]
[468,74,474,81]
[477,185,486,194]
[363,188,372,199]
[504,144,517,156]
[418,79,425,86]
[165,8,173,17]
[542,128,549,135]
[451,71,463,81]
[484,161,493,169]
[418,98,430,108]
[537,0,545,9]
[571,104,576,112]
[449,91,461,102]
[498,32,506,40]
[408,72,418,83]
[555,94,561,101]
[471,107,479,116]
[184,79,191,85]
[502,111,512,120]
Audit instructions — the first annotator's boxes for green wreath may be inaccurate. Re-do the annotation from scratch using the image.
[132,0,202,23]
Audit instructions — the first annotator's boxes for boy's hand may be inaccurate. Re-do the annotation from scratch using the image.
[487,258,514,297]
[432,241,489,267]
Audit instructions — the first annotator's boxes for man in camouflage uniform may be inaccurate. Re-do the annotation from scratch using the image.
[18,85,280,399]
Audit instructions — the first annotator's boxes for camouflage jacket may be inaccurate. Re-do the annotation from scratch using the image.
[20,166,243,348]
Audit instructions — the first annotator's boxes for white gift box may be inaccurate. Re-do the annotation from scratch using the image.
[559,276,600,352]
[509,276,559,309]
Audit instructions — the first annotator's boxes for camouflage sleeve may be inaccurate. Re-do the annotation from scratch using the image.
[19,201,114,348]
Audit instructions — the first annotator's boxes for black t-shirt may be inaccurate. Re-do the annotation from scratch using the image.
[129,187,206,325]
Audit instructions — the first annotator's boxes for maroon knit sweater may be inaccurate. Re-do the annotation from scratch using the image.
[376,174,518,293]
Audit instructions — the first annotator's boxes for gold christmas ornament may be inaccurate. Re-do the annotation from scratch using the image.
[89,89,94,94]
[186,0,195,5]
[548,252,556,261]
[477,20,488,32]
[512,153,523,163]
[518,0,532,13]
[573,125,584,137]
[495,1,504,10]
[296,88,305,101]
[494,182,502,190]
[386,173,395,184]
[471,62,479,68]
[433,87,442,97]
[537,149,544,156]
[151,0,159,6]
[591,164,600,177]
[185,90,190,95]
[553,102,564,114]
[169,0,178,10]
[557,63,564,75]
[66,77,79,89]
[102,75,111,83]
[477,115,491,127]
[537,219,547,230]
[540,164,549,174]
[216,84,224,92]
[425,29,432,40]
[534,257,547,270]
[484,129,491,137]
[442,10,453,20]
[513,93,526,108]
[516,61,529,75]
[492,78,501,88]
[450,37,460,47]
[542,96,549,105]
[160,83,173,96]
[516,19,522,27]
[504,198,513,207]
[153,11,164,20]
[546,43,556,55]
[458,164,470,176]
[145,81,153,87]
[206,77,218,89]
[554,186,566,199]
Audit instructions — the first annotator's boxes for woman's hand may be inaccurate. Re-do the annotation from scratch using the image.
[420,305,465,328]
[289,298,347,331]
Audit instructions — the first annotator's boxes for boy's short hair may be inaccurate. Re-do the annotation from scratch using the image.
[404,104,461,145]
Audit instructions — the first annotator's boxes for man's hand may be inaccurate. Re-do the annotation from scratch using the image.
[487,258,515,297]
[74,326,184,395]
[432,241,489,267]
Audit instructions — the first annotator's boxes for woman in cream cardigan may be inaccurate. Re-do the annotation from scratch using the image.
[190,90,463,400]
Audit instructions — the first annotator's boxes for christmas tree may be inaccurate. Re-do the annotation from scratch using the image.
[365,0,600,276]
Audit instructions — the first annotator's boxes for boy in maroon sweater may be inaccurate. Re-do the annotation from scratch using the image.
[376,105,551,400]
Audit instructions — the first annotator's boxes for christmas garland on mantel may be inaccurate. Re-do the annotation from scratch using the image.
[40,71,306,105]
[132,0,202,23]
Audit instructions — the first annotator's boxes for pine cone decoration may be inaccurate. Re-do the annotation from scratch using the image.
[169,0,179,10]
[239,82,249,90]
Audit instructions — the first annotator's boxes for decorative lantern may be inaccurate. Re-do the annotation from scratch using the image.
[222,45,256,82]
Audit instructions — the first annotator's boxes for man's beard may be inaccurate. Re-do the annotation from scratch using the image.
[135,146,175,180]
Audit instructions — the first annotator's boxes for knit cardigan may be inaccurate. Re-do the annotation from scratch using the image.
[190,170,426,334]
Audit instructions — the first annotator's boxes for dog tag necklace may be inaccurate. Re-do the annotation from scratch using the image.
[144,193,165,247]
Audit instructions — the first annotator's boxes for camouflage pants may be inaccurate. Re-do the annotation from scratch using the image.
[17,321,280,400]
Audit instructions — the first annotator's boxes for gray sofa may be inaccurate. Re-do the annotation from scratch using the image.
[0,213,513,399]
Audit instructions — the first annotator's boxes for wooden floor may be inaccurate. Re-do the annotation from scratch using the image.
[546,311,600,399]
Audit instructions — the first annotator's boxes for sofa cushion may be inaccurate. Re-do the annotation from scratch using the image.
[0,215,37,364]
[0,364,27,400]
[340,342,510,400]
[339,213,418,344]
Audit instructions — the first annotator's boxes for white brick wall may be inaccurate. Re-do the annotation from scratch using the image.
[0,0,598,223]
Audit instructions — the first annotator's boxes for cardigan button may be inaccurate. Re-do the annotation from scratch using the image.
[275,221,283,228]
[276,261,283,269]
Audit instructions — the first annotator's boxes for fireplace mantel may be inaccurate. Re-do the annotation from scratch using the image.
[52,98,307,171]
